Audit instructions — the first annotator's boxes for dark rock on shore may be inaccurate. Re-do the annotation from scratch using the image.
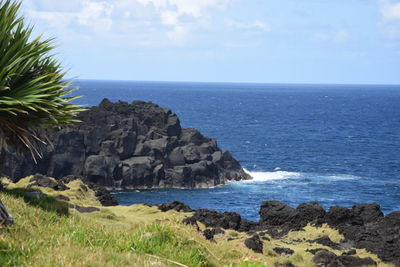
[181,208,257,232]
[159,200,400,266]
[3,99,251,189]
[158,201,193,212]
[309,236,341,250]
[244,235,263,253]
[312,250,377,267]
[203,228,225,240]
[29,174,69,191]
[260,202,400,266]
[259,201,326,235]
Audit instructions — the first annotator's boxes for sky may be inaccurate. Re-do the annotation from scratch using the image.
[19,0,400,84]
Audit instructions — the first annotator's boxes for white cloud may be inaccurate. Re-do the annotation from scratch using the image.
[77,1,114,31]
[137,0,230,19]
[380,0,400,20]
[378,0,400,39]
[224,19,271,32]
[135,0,231,43]
[22,0,270,47]
[27,0,114,32]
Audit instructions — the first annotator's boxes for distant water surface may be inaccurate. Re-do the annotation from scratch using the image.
[73,80,400,221]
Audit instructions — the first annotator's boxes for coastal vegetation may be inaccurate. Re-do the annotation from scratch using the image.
[0,1,398,267]
[0,0,82,158]
[0,0,82,225]
[0,177,393,267]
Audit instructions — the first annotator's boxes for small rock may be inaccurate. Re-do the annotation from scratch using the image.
[309,235,341,250]
[69,205,100,213]
[312,250,338,265]
[306,248,330,255]
[158,201,193,212]
[55,195,70,201]
[342,249,357,256]
[203,228,225,240]
[29,174,69,191]
[244,235,263,253]
[275,263,296,267]
[273,247,294,256]
[337,256,377,267]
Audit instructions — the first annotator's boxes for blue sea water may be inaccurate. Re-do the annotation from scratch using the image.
[73,80,400,221]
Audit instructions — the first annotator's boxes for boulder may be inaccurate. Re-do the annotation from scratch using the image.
[158,201,193,212]
[273,247,294,256]
[2,99,251,189]
[203,228,225,240]
[244,235,263,253]
[28,174,69,191]
[259,201,296,226]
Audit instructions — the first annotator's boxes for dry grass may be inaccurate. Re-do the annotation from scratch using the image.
[0,177,394,267]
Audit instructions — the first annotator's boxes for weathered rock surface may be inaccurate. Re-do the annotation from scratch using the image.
[273,247,294,256]
[158,201,193,212]
[159,200,400,266]
[312,250,377,267]
[28,174,69,191]
[244,235,263,253]
[3,99,251,189]
[203,228,225,240]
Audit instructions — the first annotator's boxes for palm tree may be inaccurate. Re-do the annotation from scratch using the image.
[0,0,83,225]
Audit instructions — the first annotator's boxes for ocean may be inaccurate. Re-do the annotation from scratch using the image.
[73,80,400,221]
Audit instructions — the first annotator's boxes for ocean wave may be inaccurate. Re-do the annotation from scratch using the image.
[243,169,303,181]
[242,169,361,183]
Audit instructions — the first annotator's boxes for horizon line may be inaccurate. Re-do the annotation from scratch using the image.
[72,78,400,87]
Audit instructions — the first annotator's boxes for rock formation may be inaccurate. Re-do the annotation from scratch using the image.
[161,200,400,266]
[3,99,251,189]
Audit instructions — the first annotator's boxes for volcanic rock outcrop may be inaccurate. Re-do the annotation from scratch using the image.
[162,200,400,266]
[3,99,251,189]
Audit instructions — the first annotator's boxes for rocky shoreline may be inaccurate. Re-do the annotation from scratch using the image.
[2,99,251,189]
[2,173,399,266]
[158,200,400,267]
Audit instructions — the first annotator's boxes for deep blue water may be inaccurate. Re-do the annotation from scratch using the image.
[73,80,400,221]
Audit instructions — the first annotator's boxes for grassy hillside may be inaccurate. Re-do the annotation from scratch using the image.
[0,177,393,267]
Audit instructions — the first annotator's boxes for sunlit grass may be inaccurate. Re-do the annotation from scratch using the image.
[0,178,393,267]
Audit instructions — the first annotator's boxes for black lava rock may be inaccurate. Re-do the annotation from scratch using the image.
[275,264,296,267]
[29,174,69,191]
[309,235,341,250]
[158,201,193,212]
[203,228,225,240]
[3,99,251,189]
[55,195,70,201]
[180,199,400,266]
[244,235,263,253]
[273,247,294,256]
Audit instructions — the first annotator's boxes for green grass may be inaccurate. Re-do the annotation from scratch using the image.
[2,187,69,215]
[131,223,209,266]
[0,177,394,267]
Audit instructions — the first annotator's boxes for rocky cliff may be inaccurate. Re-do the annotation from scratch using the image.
[3,99,251,189]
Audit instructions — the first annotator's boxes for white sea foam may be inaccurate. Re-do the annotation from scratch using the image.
[243,169,303,182]
[242,169,361,183]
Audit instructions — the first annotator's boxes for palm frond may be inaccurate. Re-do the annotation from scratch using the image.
[0,0,84,160]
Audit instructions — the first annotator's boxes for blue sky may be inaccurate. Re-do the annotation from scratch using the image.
[21,0,400,84]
